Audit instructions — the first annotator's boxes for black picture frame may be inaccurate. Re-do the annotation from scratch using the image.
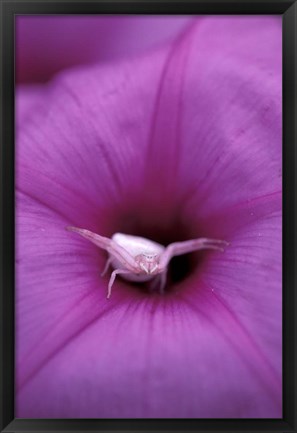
[1,1,296,432]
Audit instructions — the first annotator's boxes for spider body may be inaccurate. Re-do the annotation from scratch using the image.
[67,226,228,298]
[109,233,164,282]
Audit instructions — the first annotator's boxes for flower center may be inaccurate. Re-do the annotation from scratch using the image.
[110,210,205,293]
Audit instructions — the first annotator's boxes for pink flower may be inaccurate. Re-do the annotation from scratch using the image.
[16,16,282,418]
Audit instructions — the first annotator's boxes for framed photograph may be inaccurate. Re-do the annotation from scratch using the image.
[1,1,296,432]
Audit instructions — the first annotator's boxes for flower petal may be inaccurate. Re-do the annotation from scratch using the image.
[17,294,281,418]
[16,50,170,227]
[16,16,192,83]
[17,17,281,223]
[176,16,282,217]
[16,191,145,389]
[17,191,281,418]
[16,85,45,128]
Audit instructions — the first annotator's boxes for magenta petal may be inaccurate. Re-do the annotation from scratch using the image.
[18,296,280,418]
[17,17,281,222]
[16,191,138,390]
[194,197,282,372]
[16,16,192,83]
[184,191,282,378]
[176,17,281,217]
[16,85,45,128]
[16,51,169,226]
[17,191,281,418]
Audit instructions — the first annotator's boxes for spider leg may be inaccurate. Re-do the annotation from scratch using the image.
[107,269,132,299]
[148,275,161,292]
[101,257,112,277]
[148,271,168,294]
[159,238,229,269]
[67,226,137,272]
[159,270,168,294]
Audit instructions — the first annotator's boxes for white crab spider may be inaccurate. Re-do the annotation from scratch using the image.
[67,226,228,299]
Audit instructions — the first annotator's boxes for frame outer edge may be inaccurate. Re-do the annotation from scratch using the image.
[283,2,297,432]
[1,0,15,432]
[1,0,296,432]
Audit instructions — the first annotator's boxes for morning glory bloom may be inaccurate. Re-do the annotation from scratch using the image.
[16,16,282,418]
